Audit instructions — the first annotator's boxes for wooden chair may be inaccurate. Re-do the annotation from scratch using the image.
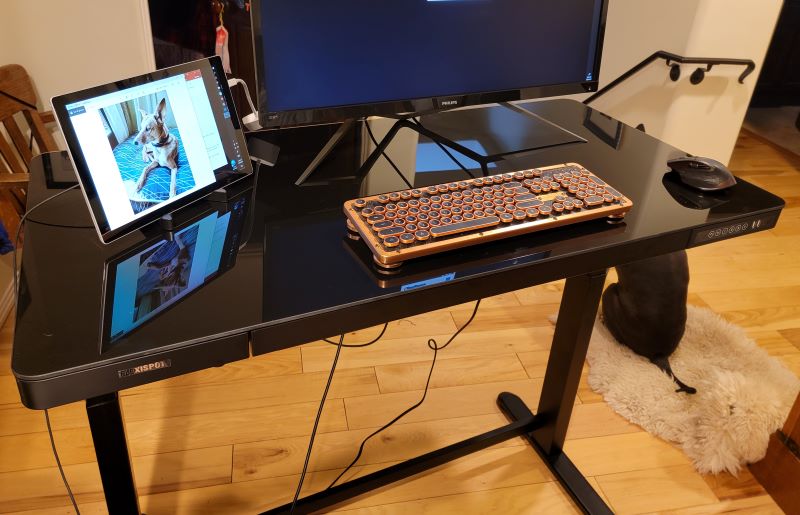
[0,64,60,235]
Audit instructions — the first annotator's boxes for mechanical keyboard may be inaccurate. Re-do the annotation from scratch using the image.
[344,163,633,267]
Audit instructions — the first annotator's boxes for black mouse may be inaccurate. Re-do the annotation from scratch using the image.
[667,156,737,191]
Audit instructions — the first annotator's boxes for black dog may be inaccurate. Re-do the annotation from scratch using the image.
[601,250,697,394]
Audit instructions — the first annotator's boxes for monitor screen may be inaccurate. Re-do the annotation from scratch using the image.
[52,57,252,244]
[252,0,607,127]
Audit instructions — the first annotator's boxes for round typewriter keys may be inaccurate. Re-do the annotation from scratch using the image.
[500,213,514,223]
[437,185,449,193]
[513,210,527,221]
[411,189,422,198]
[400,191,412,200]
[458,181,469,189]
[384,236,400,248]
[526,208,540,218]
[552,203,564,213]
[514,172,525,180]
[426,186,438,195]
[389,192,401,201]
[377,195,390,204]
[538,205,552,216]
[415,230,430,242]
[448,182,459,191]
[354,199,367,208]
[361,208,374,217]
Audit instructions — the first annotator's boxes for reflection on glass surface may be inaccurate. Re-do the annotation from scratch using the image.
[102,195,250,348]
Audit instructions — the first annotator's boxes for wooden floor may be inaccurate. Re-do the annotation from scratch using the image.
[1,129,799,514]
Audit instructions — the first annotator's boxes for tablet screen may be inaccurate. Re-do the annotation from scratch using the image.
[53,57,251,243]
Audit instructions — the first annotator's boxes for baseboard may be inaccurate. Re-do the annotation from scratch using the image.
[0,276,14,327]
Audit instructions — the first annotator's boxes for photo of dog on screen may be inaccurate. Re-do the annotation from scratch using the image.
[99,92,195,214]
[133,224,199,322]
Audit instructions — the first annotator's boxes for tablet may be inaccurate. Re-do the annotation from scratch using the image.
[52,56,252,244]
[101,194,250,349]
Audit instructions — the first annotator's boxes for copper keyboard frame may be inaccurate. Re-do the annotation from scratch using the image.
[344,163,633,266]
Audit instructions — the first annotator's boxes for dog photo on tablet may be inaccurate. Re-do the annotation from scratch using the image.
[99,92,195,213]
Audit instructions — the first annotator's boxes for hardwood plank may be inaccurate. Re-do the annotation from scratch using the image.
[563,432,691,477]
[374,354,528,393]
[344,379,546,430]
[232,413,523,482]
[332,481,579,514]
[326,446,555,511]
[717,305,800,331]
[301,326,554,373]
[647,494,782,514]
[449,303,561,331]
[0,427,96,472]
[698,285,800,312]
[120,367,378,422]
[513,280,566,306]
[0,446,232,512]
[566,402,641,440]
[701,468,766,501]
[595,464,718,514]
[125,399,348,456]
[778,327,800,351]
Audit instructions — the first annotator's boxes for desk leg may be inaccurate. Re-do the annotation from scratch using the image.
[261,270,611,515]
[86,392,140,515]
[501,270,611,514]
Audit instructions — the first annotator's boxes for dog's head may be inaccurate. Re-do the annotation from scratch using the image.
[134,98,168,146]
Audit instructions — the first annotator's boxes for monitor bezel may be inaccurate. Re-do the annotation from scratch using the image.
[52,56,253,245]
[250,0,609,129]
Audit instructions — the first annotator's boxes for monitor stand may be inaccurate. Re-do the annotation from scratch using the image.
[294,102,586,187]
[294,119,357,186]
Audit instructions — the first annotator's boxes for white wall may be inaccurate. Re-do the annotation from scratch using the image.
[587,0,782,165]
[4,0,154,110]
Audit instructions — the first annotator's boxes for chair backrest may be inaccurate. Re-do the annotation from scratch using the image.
[0,64,59,217]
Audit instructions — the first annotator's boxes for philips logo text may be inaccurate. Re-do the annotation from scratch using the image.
[118,359,172,378]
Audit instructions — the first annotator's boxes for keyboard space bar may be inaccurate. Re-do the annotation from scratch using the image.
[430,216,501,237]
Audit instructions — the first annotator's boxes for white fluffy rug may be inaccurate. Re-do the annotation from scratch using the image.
[586,305,800,475]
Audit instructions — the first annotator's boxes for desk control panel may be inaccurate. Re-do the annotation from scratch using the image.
[344,163,633,267]
[689,211,781,247]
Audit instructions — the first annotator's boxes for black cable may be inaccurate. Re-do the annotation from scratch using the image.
[411,117,476,180]
[13,185,80,300]
[289,333,345,513]
[11,185,82,515]
[326,299,482,489]
[322,322,388,348]
[364,120,414,190]
[22,219,93,229]
[45,409,81,514]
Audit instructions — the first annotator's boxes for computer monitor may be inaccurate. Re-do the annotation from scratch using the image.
[251,0,607,128]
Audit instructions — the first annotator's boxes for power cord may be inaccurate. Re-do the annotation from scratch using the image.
[289,333,345,513]
[321,322,388,348]
[45,409,80,514]
[11,183,82,515]
[364,120,414,190]
[326,299,481,489]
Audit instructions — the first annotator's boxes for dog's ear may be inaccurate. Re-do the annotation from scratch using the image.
[156,98,167,122]
[138,108,148,121]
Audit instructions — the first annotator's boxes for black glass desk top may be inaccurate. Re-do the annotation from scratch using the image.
[12,99,784,407]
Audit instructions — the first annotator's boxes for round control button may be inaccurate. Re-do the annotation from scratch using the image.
[552,203,564,212]
[440,217,453,224]
[400,191,412,200]
[384,236,400,247]
[405,224,418,232]
[389,192,401,201]
[373,206,386,214]
[539,206,552,216]
[411,189,422,197]
[526,208,540,218]
[473,210,485,217]
[415,230,430,242]
[354,199,367,208]
[513,210,527,221]
[437,185,449,193]
[418,221,430,230]
[361,208,374,217]
[500,213,514,223]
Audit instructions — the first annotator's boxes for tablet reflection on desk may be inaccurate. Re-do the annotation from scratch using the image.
[101,195,250,350]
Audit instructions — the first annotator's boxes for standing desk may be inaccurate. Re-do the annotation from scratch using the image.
[11,99,784,514]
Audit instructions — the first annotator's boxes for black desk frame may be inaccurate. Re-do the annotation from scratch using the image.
[85,270,612,515]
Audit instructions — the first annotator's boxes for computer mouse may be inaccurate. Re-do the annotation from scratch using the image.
[667,156,737,191]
